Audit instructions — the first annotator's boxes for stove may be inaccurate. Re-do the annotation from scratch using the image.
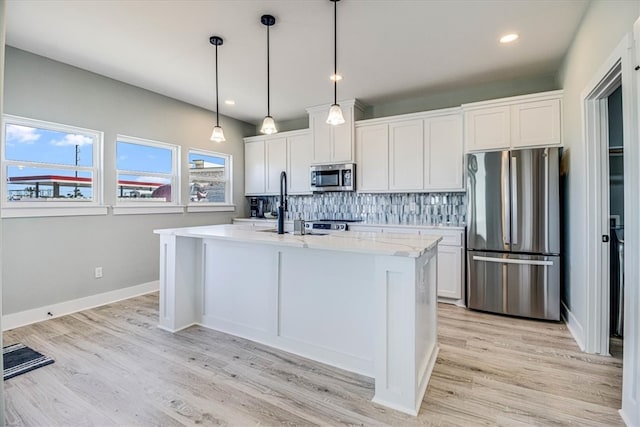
[304,219,362,235]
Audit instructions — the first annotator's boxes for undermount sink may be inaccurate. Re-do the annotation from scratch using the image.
[254,229,327,236]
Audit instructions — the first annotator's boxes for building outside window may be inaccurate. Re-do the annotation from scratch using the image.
[116,135,180,205]
[188,149,232,205]
[2,115,103,205]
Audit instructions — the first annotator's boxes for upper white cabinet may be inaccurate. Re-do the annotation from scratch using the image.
[265,137,287,194]
[425,114,463,190]
[355,109,464,193]
[307,100,365,164]
[244,139,266,195]
[356,124,389,192]
[244,130,312,196]
[389,120,424,191]
[287,132,313,194]
[463,90,562,152]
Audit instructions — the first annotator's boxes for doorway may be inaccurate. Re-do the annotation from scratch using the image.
[607,85,624,360]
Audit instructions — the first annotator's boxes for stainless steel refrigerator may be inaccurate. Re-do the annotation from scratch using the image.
[466,147,561,321]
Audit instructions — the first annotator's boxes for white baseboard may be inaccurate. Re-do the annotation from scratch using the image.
[2,281,159,331]
[561,301,585,351]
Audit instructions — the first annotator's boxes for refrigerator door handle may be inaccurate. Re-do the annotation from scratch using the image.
[502,153,511,247]
[544,147,550,254]
[511,155,518,246]
[472,255,554,266]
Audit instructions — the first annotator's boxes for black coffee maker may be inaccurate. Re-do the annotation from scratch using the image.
[249,197,265,218]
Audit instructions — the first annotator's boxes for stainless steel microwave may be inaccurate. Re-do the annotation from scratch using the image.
[310,163,355,192]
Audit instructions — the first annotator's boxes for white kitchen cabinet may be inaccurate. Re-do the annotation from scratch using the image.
[463,90,563,152]
[307,100,365,164]
[511,98,561,148]
[436,245,463,300]
[244,130,312,196]
[424,114,464,190]
[389,120,424,191]
[464,106,511,151]
[355,108,464,193]
[244,138,266,195]
[265,137,287,195]
[287,132,313,194]
[355,123,389,192]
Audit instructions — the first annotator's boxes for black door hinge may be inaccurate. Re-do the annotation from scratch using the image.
[602,235,610,242]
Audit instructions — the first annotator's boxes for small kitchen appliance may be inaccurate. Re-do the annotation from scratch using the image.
[310,163,355,192]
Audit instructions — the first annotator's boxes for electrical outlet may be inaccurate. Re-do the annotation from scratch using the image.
[95,267,103,278]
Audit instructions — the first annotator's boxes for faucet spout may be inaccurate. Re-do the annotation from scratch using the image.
[277,171,287,234]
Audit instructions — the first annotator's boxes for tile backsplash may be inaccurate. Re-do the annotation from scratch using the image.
[259,192,466,226]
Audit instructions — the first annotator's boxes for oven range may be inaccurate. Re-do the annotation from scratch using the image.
[303,219,361,235]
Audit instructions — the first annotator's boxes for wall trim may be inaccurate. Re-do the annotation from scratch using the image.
[2,281,159,331]
[561,301,585,351]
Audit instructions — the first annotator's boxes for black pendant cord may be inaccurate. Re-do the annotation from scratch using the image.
[267,24,271,117]
[333,0,337,104]
[215,43,220,126]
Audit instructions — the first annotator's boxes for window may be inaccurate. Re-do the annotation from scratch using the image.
[116,135,180,206]
[188,149,232,206]
[2,115,103,212]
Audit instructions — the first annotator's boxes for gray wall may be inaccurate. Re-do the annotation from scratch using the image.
[269,74,557,132]
[556,0,639,332]
[2,47,255,314]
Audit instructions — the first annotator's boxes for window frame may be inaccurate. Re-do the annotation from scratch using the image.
[113,134,182,215]
[1,114,106,218]
[186,148,234,212]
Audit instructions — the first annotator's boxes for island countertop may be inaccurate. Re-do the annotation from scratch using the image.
[154,224,441,258]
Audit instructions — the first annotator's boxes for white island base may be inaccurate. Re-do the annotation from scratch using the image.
[155,225,440,415]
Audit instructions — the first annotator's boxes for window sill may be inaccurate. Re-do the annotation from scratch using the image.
[2,205,109,218]
[112,205,185,215]
[186,204,236,213]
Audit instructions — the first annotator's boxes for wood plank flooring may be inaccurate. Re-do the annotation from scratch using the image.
[3,293,623,426]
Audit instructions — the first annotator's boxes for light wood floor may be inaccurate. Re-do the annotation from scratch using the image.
[3,293,623,426]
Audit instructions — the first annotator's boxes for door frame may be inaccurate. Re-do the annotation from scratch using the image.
[581,32,635,356]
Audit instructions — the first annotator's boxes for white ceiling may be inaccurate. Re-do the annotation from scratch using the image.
[5,0,589,125]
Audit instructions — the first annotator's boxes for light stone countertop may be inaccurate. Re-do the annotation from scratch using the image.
[154,224,441,258]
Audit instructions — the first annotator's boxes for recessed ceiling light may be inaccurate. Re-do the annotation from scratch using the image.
[500,33,519,44]
[224,100,235,105]
[330,73,343,82]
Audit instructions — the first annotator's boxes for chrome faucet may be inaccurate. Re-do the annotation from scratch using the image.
[277,171,287,234]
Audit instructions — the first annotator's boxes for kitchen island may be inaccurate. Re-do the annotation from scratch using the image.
[154,224,441,415]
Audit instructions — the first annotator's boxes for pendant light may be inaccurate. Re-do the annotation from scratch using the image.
[209,36,225,142]
[326,0,345,125]
[260,14,278,135]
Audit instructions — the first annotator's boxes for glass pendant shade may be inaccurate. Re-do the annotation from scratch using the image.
[260,115,278,135]
[326,104,345,125]
[210,125,226,142]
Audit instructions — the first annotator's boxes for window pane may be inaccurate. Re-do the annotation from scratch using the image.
[116,173,171,201]
[7,165,93,201]
[189,152,226,203]
[5,124,94,167]
[117,141,172,174]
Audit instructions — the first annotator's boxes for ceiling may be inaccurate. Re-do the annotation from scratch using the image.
[5,0,589,125]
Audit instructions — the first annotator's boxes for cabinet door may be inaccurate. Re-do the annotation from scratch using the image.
[437,245,463,299]
[464,106,510,151]
[310,111,332,164]
[244,139,266,195]
[265,137,287,195]
[425,114,463,190]
[511,99,561,148]
[332,106,354,163]
[389,120,424,190]
[356,124,389,192]
[287,133,313,194]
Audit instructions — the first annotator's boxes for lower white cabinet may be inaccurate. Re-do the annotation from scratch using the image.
[435,245,463,300]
